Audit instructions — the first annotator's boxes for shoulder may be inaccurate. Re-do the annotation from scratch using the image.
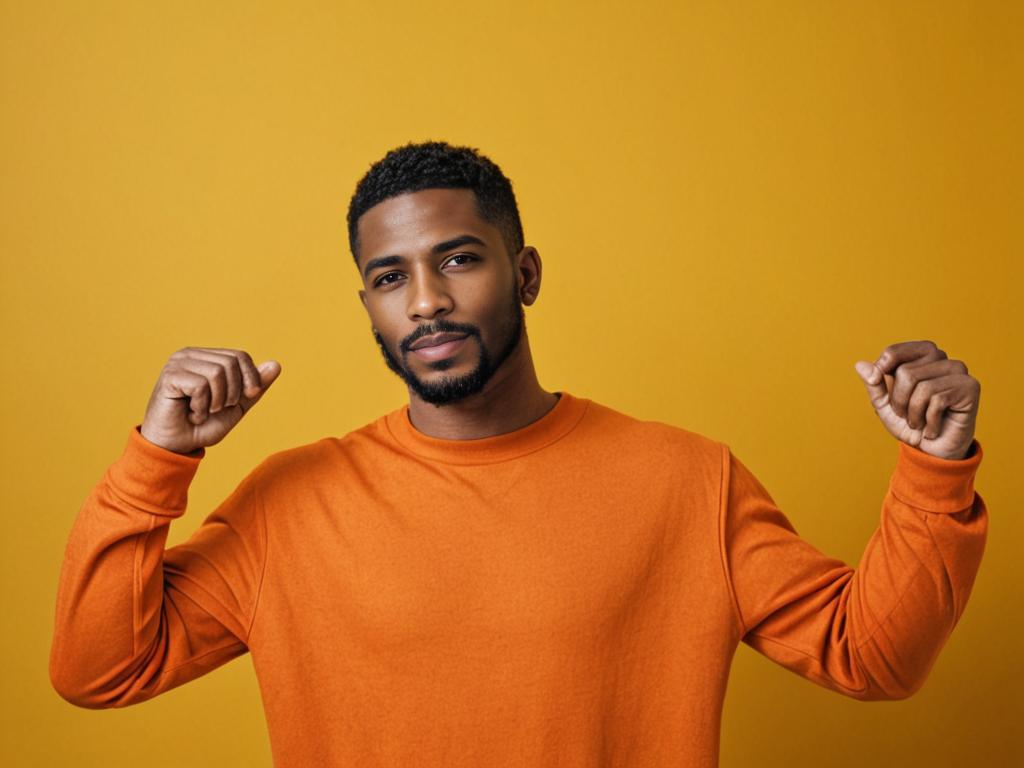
[580,398,720,448]
[575,397,726,471]
[247,413,395,488]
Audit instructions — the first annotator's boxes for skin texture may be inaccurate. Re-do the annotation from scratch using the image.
[355,188,558,440]
[853,340,980,460]
[139,347,282,455]
[369,277,524,407]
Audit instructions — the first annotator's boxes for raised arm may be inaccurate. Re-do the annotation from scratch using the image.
[720,439,986,700]
[49,347,282,707]
[720,339,987,700]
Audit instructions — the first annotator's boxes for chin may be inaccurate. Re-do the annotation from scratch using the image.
[423,358,459,373]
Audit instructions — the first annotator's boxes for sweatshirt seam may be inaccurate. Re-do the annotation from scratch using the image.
[131,516,157,657]
[385,400,591,466]
[745,633,869,696]
[745,560,927,695]
[849,501,933,652]
[717,443,748,637]
[889,439,981,514]
[106,479,186,519]
[244,486,270,644]
[131,532,139,657]
[888,485,971,516]
[155,642,247,678]
[852,560,928,652]
[921,512,959,620]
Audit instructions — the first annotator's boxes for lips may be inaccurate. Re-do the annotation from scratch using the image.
[408,332,469,351]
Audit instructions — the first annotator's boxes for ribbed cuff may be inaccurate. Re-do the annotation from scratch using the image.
[103,425,206,516]
[888,438,983,514]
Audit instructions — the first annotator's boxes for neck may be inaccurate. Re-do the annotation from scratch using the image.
[406,335,558,440]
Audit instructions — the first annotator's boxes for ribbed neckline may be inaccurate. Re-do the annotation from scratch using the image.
[383,391,589,465]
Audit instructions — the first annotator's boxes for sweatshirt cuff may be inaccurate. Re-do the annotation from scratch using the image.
[888,438,983,514]
[104,425,206,516]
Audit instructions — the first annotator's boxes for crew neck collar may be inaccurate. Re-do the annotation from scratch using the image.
[383,391,588,465]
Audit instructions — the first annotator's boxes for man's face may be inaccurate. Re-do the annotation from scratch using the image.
[355,188,526,406]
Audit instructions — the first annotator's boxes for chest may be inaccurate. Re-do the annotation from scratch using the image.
[256,461,719,657]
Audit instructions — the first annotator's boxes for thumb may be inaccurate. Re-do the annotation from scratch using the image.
[257,360,282,388]
[854,360,889,410]
[240,360,282,410]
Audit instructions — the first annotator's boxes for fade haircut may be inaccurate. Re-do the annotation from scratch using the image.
[346,140,525,265]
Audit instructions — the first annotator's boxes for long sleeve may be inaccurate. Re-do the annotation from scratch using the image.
[719,438,987,701]
[49,425,269,708]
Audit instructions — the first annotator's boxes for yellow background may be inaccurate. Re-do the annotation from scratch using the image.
[2,1,1020,765]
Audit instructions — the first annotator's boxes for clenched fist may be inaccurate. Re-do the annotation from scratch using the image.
[140,347,282,455]
[854,340,979,461]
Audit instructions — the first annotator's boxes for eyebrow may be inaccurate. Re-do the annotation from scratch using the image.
[362,234,488,279]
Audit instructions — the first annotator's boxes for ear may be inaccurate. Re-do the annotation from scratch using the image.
[514,246,542,306]
[358,288,368,309]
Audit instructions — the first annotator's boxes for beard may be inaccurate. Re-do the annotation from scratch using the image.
[373,281,525,406]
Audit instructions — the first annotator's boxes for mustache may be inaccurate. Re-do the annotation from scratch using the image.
[399,319,482,354]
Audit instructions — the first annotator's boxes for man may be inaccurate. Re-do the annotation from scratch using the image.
[50,140,987,767]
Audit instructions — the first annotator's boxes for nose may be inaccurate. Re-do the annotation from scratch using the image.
[406,267,454,321]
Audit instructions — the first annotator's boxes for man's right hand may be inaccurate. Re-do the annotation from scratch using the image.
[139,347,282,455]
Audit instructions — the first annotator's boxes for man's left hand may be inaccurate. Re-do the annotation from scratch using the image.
[854,340,980,461]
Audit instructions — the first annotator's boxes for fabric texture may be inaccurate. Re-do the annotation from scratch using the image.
[49,392,988,767]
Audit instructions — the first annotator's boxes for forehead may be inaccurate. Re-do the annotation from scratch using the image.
[355,188,501,263]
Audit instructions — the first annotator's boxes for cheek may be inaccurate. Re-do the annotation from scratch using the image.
[364,296,400,331]
[471,277,515,313]
[478,293,519,340]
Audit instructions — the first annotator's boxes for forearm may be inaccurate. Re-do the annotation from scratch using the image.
[49,428,246,708]
[725,439,987,700]
[849,439,988,697]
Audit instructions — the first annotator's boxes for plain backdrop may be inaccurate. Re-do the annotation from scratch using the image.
[1,1,1020,766]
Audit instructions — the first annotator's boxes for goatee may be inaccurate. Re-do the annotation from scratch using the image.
[373,284,525,406]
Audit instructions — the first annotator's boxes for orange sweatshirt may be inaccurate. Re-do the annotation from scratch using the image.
[50,392,987,767]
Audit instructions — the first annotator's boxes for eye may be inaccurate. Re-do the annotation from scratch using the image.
[444,253,477,268]
[373,271,404,288]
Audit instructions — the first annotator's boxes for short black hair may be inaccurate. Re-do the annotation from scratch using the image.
[346,140,525,265]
